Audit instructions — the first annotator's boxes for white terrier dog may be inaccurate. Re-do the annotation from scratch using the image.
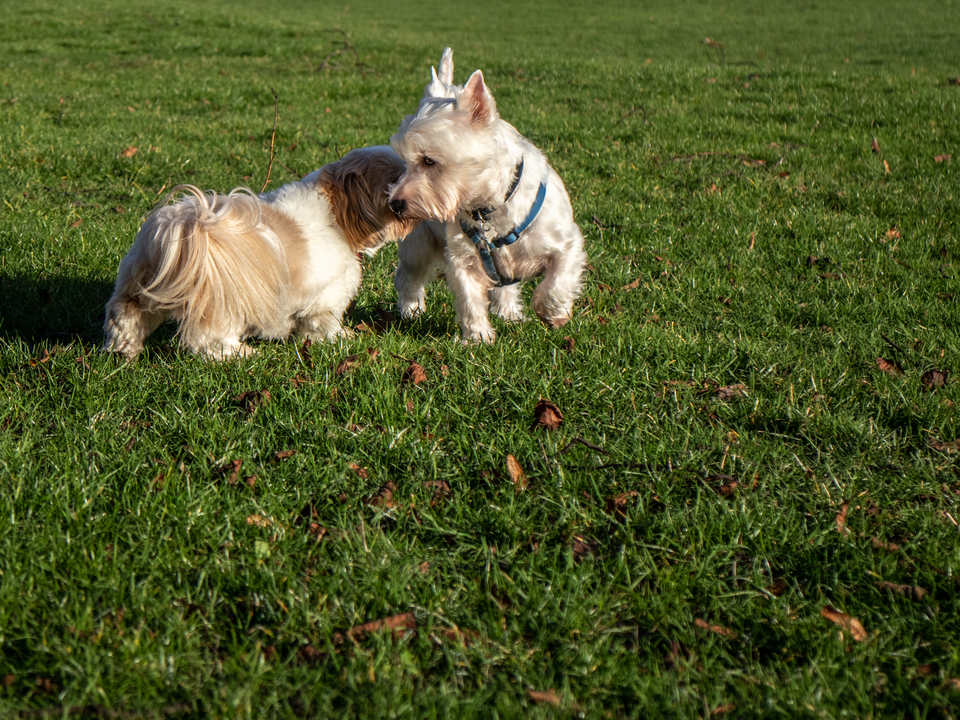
[104,146,415,360]
[388,48,587,343]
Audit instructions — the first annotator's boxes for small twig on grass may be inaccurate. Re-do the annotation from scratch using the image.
[620,105,648,125]
[318,28,372,73]
[881,333,907,355]
[558,437,611,456]
[259,88,280,195]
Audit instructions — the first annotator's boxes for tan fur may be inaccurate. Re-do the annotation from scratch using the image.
[104,146,411,360]
[317,148,414,253]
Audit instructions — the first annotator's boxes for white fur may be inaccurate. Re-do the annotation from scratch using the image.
[388,48,588,343]
[104,146,413,360]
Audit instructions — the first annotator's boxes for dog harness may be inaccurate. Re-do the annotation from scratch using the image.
[459,158,548,287]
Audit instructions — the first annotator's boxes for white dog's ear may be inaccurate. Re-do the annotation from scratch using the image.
[437,47,454,86]
[459,70,498,128]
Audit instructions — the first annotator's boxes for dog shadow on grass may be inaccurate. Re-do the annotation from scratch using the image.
[0,272,113,351]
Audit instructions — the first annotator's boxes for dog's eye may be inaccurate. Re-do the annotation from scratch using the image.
[422,156,436,167]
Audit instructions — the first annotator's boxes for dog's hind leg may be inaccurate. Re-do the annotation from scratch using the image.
[489,284,526,323]
[103,295,166,360]
[532,245,587,329]
[395,221,446,319]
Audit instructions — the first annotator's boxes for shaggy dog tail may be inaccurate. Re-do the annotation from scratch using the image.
[133,185,289,348]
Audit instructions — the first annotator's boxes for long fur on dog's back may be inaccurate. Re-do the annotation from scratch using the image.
[136,185,289,347]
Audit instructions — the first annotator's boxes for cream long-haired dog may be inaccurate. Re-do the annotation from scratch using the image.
[104,146,415,360]
[388,48,587,343]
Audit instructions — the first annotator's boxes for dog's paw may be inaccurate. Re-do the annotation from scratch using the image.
[494,307,527,323]
[398,301,426,320]
[460,327,497,345]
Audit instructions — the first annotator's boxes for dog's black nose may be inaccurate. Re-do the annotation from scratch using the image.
[389,198,406,217]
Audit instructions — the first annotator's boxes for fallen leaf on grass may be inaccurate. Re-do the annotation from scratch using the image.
[934,154,952,163]
[339,612,417,642]
[946,679,960,690]
[289,374,310,388]
[820,606,867,641]
[571,535,597,562]
[436,626,481,646]
[921,369,948,390]
[531,398,563,430]
[335,354,360,377]
[247,514,272,528]
[366,348,380,360]
[875,581,928,601]
[884,160,890,173]
[274,449,296,461]
[297,645,324,665]
[712,704,737,717]
[234,390,271,414]
[836,502,850,535]
[217,459,244,486]
[506,454,528,491]
[871,137,881,154]
[347,462,369,479]
[694,618,738,640]
[365,481,397,509]
[402,361,427,386]
[120,146,138,158]
[885,227,901,241]
[876,358,903,376]
[423,480,451,505]
[870,537,899,553]
[623,277,641,291]
[69,218,83,228]
[715,383,747,401]
[929,438,960,453]
[767,579,788,597]
[527,689,562,707]
[605,490,638,520]
[562,336,575,352]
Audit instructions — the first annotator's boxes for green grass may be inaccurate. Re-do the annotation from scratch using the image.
[2,0,960,716]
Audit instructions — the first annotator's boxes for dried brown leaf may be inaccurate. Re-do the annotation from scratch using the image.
[365,481,397,509]
[532,398,564,430]
[563,336,576,352]
[871,137,881,154]
[366,348,380,360]
[343,612,417,642]
[934,154,952,163]
[247,514,272,528]
[712,704,737,717]
[623,277,641,291]
[506,454,528,491]
[403,361,427,386]
[885,227,901,241]
[876,358,903,376]
[869,536,900,553]
[694,618,738,639]
[605,490,639,520]
[571,535,597,562]
[234,390,271,414]
[767,579,788,597]
[875,581,928,601]
[527,689,562,707]
[335,354,360,377]
[217,459,243,486]
[274,449,296,461]
[929,438,960,453]
[836,502,850,535]
[347,462,369,479]
[424,480,451,505]
[820,605,867,641]
[121,146,138,158]
[921,369,948,390]
[715,383,747,401]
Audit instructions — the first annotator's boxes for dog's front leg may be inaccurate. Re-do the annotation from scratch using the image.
[532,242,587,329]
[489,284,526,323]
[395,221,446,319]
[445,232,497,343]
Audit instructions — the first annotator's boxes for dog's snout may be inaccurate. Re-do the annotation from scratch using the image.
[389,198,407,217]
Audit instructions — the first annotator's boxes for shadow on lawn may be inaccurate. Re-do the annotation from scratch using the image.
[0,272,112,348]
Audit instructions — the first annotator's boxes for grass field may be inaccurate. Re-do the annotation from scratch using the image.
[2,0,960,716]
